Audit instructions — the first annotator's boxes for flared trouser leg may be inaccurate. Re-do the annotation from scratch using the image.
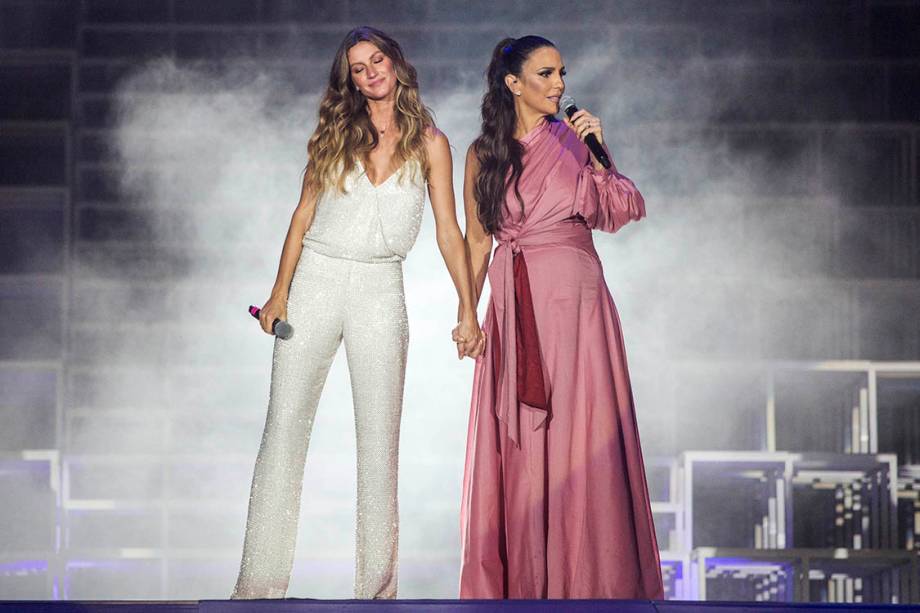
[232,251,345,598]
[345,260,408,598]
[232,250,407,599]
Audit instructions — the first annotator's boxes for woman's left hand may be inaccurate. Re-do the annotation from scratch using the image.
[563,108,604,147]
[453,317,485,360]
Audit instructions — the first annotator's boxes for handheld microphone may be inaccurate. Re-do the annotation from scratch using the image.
[248,305,294,340]
[560,95,611,169]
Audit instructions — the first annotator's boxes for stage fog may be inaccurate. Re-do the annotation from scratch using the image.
[3,1,919,601]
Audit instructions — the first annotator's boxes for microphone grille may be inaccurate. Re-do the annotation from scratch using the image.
[274,320,294,340]
[560,94,576,113]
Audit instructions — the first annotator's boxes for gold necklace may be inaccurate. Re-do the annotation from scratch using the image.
[374,115,392,135]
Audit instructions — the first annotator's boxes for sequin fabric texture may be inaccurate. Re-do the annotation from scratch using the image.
[304,160,425,263]
[232,162,424,599]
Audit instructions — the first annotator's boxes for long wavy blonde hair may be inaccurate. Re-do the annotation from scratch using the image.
[305,27,434,195]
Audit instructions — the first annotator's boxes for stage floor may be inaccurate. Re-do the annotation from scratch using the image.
[2,600,918,613]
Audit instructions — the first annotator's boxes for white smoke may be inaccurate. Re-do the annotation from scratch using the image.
[64,30,876,599]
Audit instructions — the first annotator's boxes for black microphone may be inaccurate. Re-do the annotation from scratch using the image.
[560,95,611,169]
[248,305,294,340]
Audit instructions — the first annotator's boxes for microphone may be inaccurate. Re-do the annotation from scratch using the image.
[560,95,611,169]
[248,305,294,340]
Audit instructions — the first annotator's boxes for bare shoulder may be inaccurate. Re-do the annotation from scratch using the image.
[425,125,450,151]
[424,126,452,176]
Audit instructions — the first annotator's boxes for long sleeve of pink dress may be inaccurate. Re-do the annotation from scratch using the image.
[459,117,663,600]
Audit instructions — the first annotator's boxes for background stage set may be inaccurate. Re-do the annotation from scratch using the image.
[2,0,920,610]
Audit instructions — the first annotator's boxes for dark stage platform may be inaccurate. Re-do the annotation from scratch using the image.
[2,600,918,613]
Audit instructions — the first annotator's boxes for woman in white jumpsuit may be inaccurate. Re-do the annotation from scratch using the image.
[231,27,484,600]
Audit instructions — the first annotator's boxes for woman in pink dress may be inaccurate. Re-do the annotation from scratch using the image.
[456,35,664,599]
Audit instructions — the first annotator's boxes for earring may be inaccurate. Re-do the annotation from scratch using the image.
[515,91,522,96]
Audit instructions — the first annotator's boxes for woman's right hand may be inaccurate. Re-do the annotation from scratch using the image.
[452,317,485,360]
[259,292,288,335]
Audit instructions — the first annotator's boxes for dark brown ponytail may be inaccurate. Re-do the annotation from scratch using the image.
[472,35,555,234]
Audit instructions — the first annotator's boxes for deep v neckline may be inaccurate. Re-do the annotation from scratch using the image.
[359,159,407,189]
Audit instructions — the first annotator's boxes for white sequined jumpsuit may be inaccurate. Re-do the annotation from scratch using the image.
[232,161,425,599]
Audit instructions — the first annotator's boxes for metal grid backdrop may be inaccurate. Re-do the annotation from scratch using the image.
[2,0,920,603]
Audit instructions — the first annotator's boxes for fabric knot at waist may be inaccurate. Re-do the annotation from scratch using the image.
[492,221,594,446]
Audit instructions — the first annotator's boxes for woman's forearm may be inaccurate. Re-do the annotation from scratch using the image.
[461,144,492,311]
[437,225,477,320]
[465,237,492,307]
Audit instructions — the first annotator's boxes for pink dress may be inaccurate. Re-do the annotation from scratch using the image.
[459,117,664,600]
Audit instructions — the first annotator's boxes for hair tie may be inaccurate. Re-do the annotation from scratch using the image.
[501,39,516,55]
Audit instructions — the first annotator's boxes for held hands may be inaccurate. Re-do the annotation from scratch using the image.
[259,292,288,335]
[452,313,486,360]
